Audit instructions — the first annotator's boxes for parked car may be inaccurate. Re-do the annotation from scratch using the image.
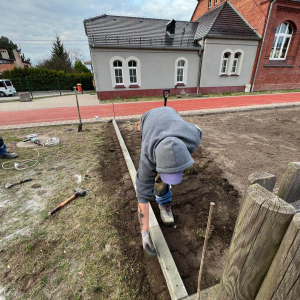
[0,79,16,97]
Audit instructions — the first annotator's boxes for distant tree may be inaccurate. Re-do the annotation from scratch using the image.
[69,48,83,66]
[38,35,72,72]
[74,60,91,73]
[20,52,31,64]
[0,36,30,63]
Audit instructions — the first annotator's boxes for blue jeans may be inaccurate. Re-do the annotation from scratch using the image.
[155,187,172,205]
[0,136,6,155]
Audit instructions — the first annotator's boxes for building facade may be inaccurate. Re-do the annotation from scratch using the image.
[0,49,31,75]
[192,0,300,91]
[84,3,261,100]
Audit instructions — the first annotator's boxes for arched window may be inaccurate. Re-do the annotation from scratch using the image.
[113,60,123,85]
[128,60,137,85]
[231,53,240,74]
[208,0,212,8]
[177,60,185,83]
[215,0,218,5]
[270,22,293,60]
[221,52,230,74]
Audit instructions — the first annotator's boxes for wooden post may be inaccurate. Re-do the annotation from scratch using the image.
[218,184,295,300]
[247,172,276,192]
[255,213,300,300]
[277,162,300,203]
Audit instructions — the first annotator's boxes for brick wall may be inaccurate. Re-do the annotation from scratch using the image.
[0,63,14,74]
[191,0,269,36]
[191,0,225,21]
[253,1,300,91]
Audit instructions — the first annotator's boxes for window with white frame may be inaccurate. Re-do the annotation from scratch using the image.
[113,60,123,85]
[128,60,137,85]
[177,60,185,83]
[215,0,218,5]
[270,22,293,60]
[208,0,212,8]
[231,53,240,74]
[221,52,230,74]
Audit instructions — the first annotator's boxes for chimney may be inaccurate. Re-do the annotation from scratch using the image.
[166,19,176,38]
[0,49,10,60]
[13,49,23,68]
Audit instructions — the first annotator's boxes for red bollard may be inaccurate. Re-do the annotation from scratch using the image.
[77,83,82,93]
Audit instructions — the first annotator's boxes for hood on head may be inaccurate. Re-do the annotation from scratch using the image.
[155,137,194,173]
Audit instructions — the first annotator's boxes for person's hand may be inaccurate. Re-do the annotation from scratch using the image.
[137,120,141,132]
[141,231,157,257]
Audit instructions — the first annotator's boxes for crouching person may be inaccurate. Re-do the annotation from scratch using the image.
[136,107,202,256]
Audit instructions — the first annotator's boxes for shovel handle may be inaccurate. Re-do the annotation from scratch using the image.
[18,178,32,184]
[163,89,170,106]
[48,194,76,215]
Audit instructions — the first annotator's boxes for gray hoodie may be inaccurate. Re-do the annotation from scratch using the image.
[136,107,202,203]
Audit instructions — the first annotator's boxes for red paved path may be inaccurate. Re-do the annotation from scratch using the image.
[1,93,299,126]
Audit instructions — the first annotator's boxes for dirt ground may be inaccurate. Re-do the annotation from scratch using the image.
[118,106,300,297]
[118,124,239,296]
[186,107,300,196]
[0,107,299,299]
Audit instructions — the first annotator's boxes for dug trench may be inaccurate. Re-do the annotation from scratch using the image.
[106,121,240,298]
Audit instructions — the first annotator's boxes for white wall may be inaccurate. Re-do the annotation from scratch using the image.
[201,38,259,87]
[90,48,200,91]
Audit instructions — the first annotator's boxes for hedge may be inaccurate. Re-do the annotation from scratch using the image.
[0,67,94,92]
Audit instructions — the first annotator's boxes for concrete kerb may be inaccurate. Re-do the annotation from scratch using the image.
[112,119,189,300]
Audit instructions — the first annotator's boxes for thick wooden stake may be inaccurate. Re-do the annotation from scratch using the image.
[218,184,295,300]
[277,162,300,203]
[247,172,277,192]
[255,213,300,300]
[197,202,215,300]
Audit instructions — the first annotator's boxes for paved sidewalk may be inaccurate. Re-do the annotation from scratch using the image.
[0,94,99,111]
[0,92,299,129]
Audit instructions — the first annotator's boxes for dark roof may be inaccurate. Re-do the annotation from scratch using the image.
[83,15,200,50]
[194,2,261,41]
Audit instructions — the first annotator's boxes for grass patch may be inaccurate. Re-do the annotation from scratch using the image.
[0,123,149,299]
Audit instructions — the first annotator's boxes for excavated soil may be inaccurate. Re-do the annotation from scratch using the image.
[117,122,240,296]
[99,123,170,300]
[102,106,300,299]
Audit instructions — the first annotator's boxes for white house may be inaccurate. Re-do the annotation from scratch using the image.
[84,2,260,100]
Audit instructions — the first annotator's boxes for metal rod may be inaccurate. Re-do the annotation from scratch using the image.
[197,202,215,300]
[25,77,33,99]
[74,88,82,132]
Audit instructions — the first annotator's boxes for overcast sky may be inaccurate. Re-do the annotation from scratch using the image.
[2,0,196,65]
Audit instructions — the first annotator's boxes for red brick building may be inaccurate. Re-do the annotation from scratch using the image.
[0,49,31,75]
[191,0,300,91]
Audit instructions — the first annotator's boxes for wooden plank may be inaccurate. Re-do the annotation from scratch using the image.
[255,213,300,300]
[112,120,189,300]
[218,184,296,300]
[277,162,300,203]
[247,172,276,192]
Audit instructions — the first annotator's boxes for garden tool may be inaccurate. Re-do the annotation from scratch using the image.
[163,89,170,106]
[48,188,89,215]
[4,178,32,189]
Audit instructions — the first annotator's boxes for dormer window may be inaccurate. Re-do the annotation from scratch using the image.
[166,19,176,38]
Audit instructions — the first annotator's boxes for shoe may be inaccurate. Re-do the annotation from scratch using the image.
[159,204,174,226]
[0,152,18,159]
